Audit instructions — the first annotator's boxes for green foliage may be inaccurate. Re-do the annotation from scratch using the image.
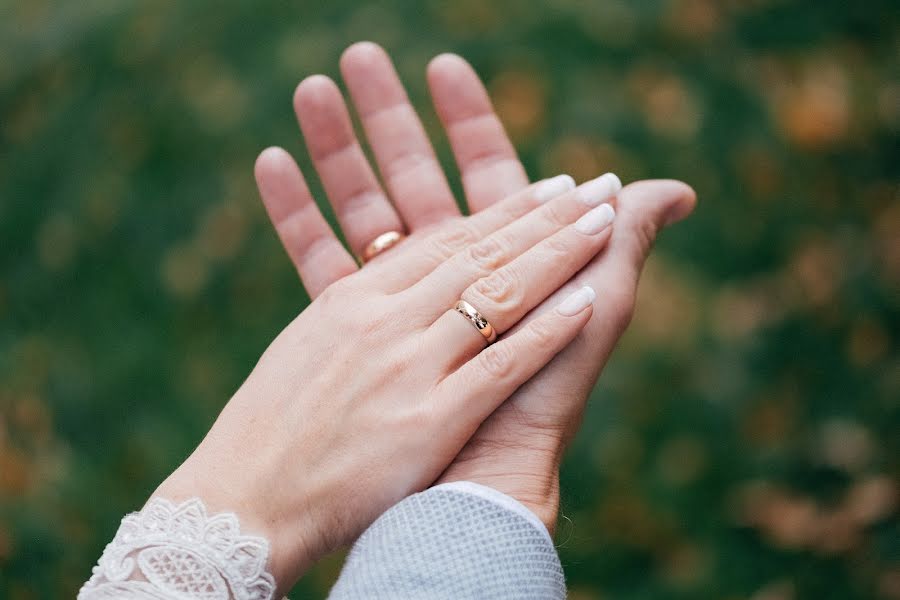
[1,1,897,598]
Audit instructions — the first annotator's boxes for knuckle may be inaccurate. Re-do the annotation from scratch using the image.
[427,220,477,261]
[541,235,573,260]
[469,269,519,310]
[635,219,660,257]
[527,317,557,348]
[541,201,570,228]
[478,344,515,380]
[466,235,508,272]
[496,199,524,222]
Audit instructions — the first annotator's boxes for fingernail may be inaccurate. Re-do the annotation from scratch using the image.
[577,173,622,206]
[557,286,597,316]
[574,203,615,234]
[534,174,576,203]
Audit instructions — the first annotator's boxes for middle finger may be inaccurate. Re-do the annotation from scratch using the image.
[293,75,405,259]
[401,173,622,316]
[341,42,460,228]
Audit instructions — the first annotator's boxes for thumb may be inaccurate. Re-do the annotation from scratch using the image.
[577,179,696,346]
[493,178,696,445]
[613,179,697,279]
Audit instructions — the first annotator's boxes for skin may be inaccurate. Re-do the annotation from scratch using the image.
[254,42,697,533]
[157,171,624,593]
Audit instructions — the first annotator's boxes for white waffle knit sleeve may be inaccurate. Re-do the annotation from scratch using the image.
[328,481,565,599]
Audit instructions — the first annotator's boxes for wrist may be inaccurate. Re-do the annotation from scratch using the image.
[437,436,562,534]
[153,440,322,595]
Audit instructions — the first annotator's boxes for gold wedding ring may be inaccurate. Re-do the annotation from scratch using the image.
[362,230,405,263]
[454,300,498,345]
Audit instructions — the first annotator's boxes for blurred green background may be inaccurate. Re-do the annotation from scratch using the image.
[1,0,898,598]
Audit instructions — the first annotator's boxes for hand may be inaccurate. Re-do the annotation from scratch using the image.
[158,156,623,592]
[255,42,696,530]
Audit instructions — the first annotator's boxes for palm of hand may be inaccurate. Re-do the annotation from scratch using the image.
[255,43,695,530]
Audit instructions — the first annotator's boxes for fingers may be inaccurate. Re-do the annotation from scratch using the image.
[440,179,696,457]
[423,201,614,360]
[506,179,697,393]
[432,286,596,427]
[582,179,697,300]
[254,147,358,299]
[580,178,697,339]
[293,75,405,257]
[427,54,529,212]
[340,43,460,228]
[360,174,578,292]
[461,203,614,334]
[404,173,621,311]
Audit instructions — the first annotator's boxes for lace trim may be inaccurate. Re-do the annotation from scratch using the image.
[79,497,276,600]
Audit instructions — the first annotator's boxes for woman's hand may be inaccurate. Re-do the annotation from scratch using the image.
[255,43,696,531]
[156,160,621,592]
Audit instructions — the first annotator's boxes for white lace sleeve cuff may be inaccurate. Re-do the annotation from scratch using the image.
[79,497,276,600]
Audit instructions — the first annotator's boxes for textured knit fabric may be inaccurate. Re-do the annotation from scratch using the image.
[328,482,566,599]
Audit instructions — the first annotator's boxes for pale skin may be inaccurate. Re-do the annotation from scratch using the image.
[157,156,623,589]
[156,42,696,596]
[255,42,696,536]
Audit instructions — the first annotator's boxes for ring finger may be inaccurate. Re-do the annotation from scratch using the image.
[402,173,621,309]
[427,199,616,361]
[293,75,405,258]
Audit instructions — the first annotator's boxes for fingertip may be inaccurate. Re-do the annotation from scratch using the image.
[256,145,302,178]
[428,52,469,71]
[254,148,309,219]
[607,173,623,195]
[620,179,697,226]
[427,53,492,122]
[556,285,597,318]
[427,53,476,85]
[340,41,389,74]
[293,74,340,111]
[663,180,697,225]
[255,146,288,181]
[256,145,289,166]
[339,41,409,112]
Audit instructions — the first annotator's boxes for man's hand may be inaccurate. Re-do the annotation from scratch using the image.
[254,42,695,532]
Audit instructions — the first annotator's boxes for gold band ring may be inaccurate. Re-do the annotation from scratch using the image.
[454,300,498,345]
[362,230,405,263]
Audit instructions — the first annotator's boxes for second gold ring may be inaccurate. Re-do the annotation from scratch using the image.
[362,230,405,263]
[454,300,498,345]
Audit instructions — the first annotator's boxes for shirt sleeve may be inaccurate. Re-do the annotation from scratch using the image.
[78,497,276,600]
[327,481,566,600]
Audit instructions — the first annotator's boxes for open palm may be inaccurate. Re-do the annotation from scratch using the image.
[254,42,695,529]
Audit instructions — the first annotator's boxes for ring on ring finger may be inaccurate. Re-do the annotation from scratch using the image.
[454,300,498,345]
[361,230,405,263]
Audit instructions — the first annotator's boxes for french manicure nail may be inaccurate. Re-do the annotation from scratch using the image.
[577,173,622,206]
[534,174,576,203]
[574,203,616,234]
[557,286,597,316]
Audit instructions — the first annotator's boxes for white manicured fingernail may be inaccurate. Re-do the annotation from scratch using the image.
[574,203,615,234]
[534,174,576,203]
[577,173,622,206]
[557,286,597,316]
